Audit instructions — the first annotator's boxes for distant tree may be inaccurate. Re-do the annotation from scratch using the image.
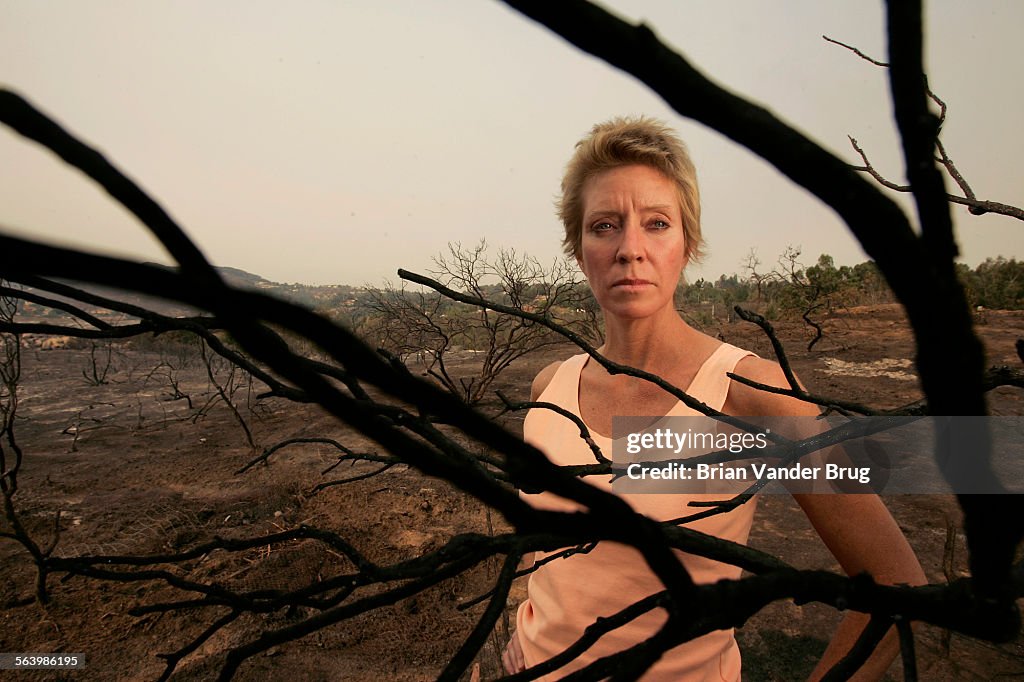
[741,248,771,303]
[966,257,1024,310]
[849,260,893,306]
[753,247,837,349]
[81,340,115,386]
[366,241,588,405]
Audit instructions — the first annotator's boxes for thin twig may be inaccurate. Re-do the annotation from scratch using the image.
[497,390,609,464]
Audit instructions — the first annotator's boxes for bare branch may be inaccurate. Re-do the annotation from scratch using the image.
[819,614,893,681]
[439,552,521,682]
[0,284,112,329]
[848,137,1024,220]
[497,390,609,464]
[236,437,371,474]
[822,35,889,67]
[307,463,397,493]
[897,617,919,682]
[826,34,1022,221]
[156,609,240,682]
[731,307,801,391]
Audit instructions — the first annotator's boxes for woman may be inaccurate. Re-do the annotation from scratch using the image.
[502,118,925,680]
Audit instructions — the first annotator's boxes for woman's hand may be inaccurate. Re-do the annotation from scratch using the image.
[502,629,526,674]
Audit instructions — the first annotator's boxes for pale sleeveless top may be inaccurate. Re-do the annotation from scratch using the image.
[516,344,758,681]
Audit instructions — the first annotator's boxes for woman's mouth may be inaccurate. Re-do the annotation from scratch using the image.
[612,278,653,289]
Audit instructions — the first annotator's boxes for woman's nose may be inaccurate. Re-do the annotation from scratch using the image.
[616,222,645,263]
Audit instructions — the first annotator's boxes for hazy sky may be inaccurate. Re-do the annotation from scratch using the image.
[2,1,1021,287]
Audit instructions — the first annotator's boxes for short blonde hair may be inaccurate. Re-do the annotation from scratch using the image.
[558,117,703,264]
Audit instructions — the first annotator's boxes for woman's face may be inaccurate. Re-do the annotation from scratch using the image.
[577,164,687,321]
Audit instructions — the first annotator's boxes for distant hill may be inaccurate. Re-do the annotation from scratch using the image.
[85,263,281,315]
[136,263,273,290]
[15,264,367,323]
[208,265,272,289]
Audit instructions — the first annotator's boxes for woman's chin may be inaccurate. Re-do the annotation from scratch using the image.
[602,302,672,322]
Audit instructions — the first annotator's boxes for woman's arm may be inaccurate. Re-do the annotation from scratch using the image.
[727,357,927,681]
[796,492,926,681]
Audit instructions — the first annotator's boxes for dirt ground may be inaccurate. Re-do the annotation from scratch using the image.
[1,304,1023,680]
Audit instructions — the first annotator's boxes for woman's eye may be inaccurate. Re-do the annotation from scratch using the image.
[592,221,615,232]
[651,219,670,229]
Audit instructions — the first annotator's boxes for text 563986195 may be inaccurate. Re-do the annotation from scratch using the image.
[0,653,86,669]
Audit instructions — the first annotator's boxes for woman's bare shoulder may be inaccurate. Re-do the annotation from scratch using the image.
[531,360,563,401]
[725,355,819,417]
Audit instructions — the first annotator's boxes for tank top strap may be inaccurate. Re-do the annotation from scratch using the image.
[535,353,588,410]
[685,343,757,412]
